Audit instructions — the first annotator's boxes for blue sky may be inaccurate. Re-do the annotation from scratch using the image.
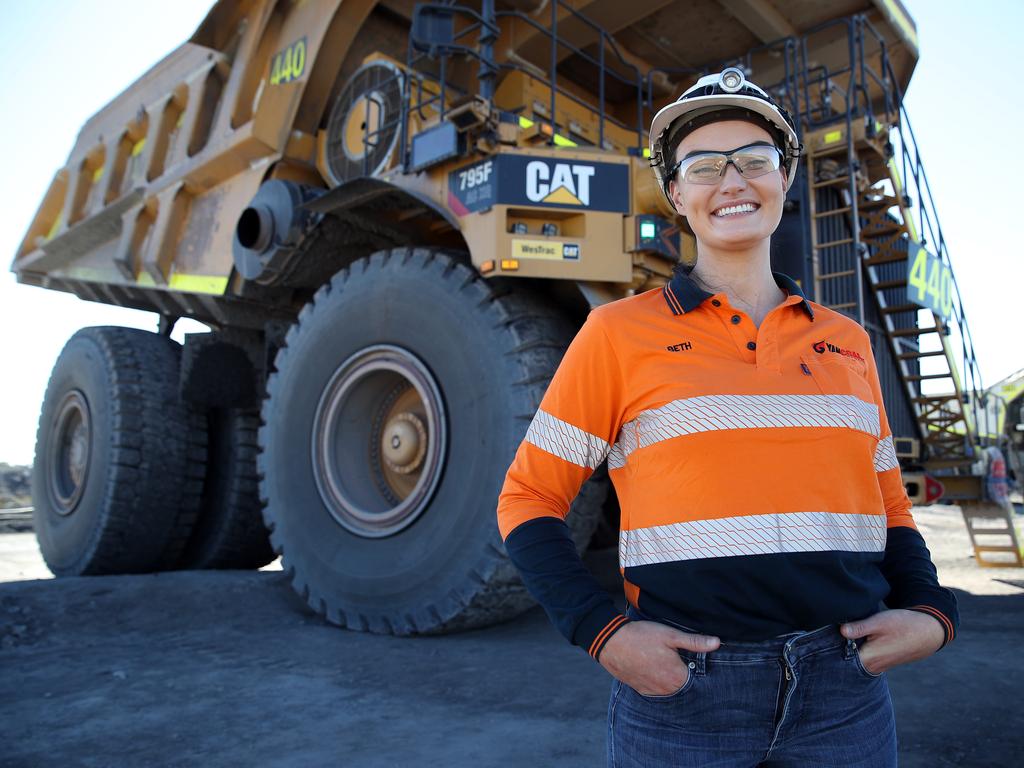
[0,0,1020,465]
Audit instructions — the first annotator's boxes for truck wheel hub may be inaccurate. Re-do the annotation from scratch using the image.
[312,345,446,538]
[49,390,91,516]
[382,412,426,474]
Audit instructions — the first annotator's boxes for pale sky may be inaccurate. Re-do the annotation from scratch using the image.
[0,1,1020,465]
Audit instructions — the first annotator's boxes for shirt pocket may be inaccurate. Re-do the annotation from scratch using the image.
[800,354,879,438]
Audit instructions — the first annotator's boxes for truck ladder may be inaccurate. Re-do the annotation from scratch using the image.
[861,127,1021,566]
[795,16,1021,566]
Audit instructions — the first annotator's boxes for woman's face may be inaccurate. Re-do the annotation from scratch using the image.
[668,120,787,252]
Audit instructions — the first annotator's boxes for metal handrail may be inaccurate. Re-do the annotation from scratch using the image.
[398,0,648,155]
[493,2,645,149]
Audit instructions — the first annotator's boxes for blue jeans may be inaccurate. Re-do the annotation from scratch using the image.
[607,605,896,767]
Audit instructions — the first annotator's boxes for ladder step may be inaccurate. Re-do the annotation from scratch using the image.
[913,394,958,403]
[858,195,900,211]
[898,349,946,360]
[880,303,922,314]
[890,325,941,337]
[921,419,966,429]
[873,278,908,290]
[812,206,852,218]
[864,252,908,266]
[815,237,855,249]
[861,223,905,237]
[921,417,964,427]
[826,302,858,310]
[818,269,856,281]
[811,176,851,189]
[922,430,966,439]
[811,145,850,158]
[972,545,1019,553]
[906,373,954,381]
[964,512,1012,525]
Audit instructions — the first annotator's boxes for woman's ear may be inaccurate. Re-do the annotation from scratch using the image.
[669,179,687,217]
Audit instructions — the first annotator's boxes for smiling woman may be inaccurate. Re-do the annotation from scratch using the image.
[668,122,787,263]
[496,68,958,768]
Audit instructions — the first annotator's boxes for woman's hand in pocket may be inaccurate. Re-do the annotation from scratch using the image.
[599,620,719,696]
[841,609,945,674]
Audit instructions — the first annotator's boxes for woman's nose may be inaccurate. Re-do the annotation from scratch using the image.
[719,162,748,191]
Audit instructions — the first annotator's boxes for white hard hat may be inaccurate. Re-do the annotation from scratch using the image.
[649,68,802,200]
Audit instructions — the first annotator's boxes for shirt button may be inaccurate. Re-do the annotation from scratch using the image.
[731,315,741,324]
[711,299,722,307]
[747,341,757,351]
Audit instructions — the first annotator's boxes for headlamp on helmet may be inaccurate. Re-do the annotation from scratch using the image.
[718,67,745,93]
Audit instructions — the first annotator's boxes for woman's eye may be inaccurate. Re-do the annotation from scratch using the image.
[688,162,721,177]
[739,157,769,171]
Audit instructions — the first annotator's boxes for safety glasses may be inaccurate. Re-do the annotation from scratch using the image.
[669,143,783,185]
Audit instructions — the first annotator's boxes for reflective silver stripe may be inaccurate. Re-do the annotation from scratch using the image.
[619,511,887,568]
[873,435,899,472]
[611,394,879,466]
[607,423,637,470]
[524,409,610,469]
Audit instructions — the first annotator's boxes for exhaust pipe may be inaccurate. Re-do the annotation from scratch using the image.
[232,180,323,286]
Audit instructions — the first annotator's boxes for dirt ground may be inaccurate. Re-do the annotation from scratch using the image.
[1,506,1022,767]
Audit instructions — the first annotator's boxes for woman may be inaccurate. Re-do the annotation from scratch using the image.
[496,69,957,767]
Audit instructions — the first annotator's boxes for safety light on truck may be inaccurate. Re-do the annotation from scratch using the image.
[924,475,945,504]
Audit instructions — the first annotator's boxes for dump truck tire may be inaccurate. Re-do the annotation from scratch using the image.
[259,248,606,634]
[179,408,274,570]
[32,327,207,576]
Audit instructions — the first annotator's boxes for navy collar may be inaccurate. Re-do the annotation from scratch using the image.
[662,269,814,321]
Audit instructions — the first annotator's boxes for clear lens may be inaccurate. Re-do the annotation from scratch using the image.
[683,157,727,182]
[677,145,781,185]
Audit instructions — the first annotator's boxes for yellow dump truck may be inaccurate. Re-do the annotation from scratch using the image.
[12,0,1011,634]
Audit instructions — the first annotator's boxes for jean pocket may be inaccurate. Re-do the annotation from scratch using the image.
[850,641,884,679]
[630,657,696,701]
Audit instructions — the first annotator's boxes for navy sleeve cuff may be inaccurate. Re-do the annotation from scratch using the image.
[907,605,956,648]
[572,605,630,660]
[881,525,959,648]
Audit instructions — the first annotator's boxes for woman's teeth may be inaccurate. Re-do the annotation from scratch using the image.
[713,203,759,217]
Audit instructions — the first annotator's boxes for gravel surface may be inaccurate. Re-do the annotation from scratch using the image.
[1,506,1021,767]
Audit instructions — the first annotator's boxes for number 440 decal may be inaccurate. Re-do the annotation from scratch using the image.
[270,38,307,85]
[906,242,953,320]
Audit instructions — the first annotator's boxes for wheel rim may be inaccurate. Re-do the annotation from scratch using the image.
[312,345,446,538]
[48,390,92,516]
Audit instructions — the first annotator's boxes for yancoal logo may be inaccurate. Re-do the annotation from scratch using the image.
[812,340,865,362]
[525,161,595,206]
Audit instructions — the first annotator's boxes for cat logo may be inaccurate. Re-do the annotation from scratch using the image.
[525,161,595,206]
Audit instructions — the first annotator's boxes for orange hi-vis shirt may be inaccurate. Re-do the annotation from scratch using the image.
[497,270,957,661]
